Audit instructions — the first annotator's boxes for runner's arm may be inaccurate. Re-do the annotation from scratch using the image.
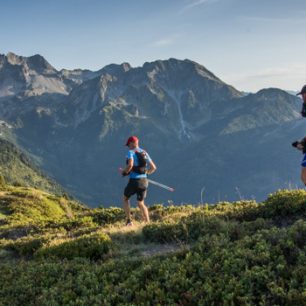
[146,160,157,175]
[122,158,133,176]
[297,144,304,150]
[297,136,306,150]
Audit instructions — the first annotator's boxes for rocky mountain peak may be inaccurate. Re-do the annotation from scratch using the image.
[255,88,293,98]
[26,54,57,74]
[4,52,56,74]
[98,62,131,77]
[0,52,68,97]
[142,58,215,78]
[5,52,23,65]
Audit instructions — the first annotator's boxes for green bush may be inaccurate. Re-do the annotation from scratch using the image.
[143,221,187,242]
[1,222,305,305]
[59,216,97,231]
[0,175,6,188]
[36,232,113,260]
[1,188,83,226]
[261,190,306,219]
[148,204,195,221]
[143,190,306,244]
[143,212,271,243]
[209,200,259,220]
[7,236,46,257]
[91,207,125,225]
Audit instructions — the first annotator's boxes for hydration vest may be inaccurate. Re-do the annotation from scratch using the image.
[126,150,147,174]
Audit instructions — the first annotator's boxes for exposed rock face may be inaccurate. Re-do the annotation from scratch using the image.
[0,52,68,97]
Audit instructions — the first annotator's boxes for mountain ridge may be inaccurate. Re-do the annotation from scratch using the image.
[0,52,303,205]
[0,138,63,194]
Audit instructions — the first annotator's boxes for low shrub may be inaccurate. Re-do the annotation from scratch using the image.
[6,236,47,257]
[59,216,97,231]
[36,232,113,260]
[91,207,125,225]
[0,175,6,188]
[261,190,306,219]
[148,204,195,221]
[211,200,259,221]
[1,222,305,305]
[143,221,187,243]
[143,211,277,244]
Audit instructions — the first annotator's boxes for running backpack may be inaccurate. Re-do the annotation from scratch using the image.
[126,150,147,174]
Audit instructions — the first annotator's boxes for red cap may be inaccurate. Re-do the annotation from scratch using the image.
[125,136,139,146]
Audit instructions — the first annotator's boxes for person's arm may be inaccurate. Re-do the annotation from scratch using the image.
[297,137,306,151]
[146,159,157,175]
[122,156,133,176]
[121,151,134,176]
[301,103,306,117]
[297,143,304,151]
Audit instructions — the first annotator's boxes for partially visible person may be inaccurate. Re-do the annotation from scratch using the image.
[121,136,157,226]
[294,84,306,184]
[292,137,306,185]
[298,84,306,117]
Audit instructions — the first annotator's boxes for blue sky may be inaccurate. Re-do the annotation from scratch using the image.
[0,0,306,92]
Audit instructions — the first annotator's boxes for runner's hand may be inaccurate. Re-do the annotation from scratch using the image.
[297,144,304,151]
[121,170,128,176]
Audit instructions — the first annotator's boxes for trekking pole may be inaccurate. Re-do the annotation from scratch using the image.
[146,178,175,192]
[118,168,175,192]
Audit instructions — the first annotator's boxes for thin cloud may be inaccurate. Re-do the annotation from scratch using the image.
[152,38,175,47]
[241,15,306,24]
[180,0,217,14]
[223,64,306,92]
[150,34,182,48]
[243,65,306,80]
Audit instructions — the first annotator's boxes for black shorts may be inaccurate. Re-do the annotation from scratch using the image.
[124,178,148,201]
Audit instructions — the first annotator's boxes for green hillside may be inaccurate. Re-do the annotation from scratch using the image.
[0,184,305,305]
[0,138,63,194]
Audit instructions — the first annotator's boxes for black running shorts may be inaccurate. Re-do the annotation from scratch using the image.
[124,178,148,201]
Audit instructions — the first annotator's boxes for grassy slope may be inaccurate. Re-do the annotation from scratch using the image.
[0,138,63,194]
[0,186,305,305]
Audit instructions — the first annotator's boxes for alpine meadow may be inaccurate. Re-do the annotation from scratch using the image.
[0,181,306,304]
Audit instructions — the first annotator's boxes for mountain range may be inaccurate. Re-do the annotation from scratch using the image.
[0,52,304,206]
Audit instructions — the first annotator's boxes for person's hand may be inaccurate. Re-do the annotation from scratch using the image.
[297,143,304,151]
[121,169,128,177]
[301,103,306,117]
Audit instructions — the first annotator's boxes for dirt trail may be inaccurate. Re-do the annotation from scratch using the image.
[104,222,189,258]
[140,243,189,257]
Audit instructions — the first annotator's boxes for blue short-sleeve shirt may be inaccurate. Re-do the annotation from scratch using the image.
[127,147,152,179]
[302,154,306,167]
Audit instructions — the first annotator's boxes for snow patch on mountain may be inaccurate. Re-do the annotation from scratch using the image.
[168,89,192,140]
